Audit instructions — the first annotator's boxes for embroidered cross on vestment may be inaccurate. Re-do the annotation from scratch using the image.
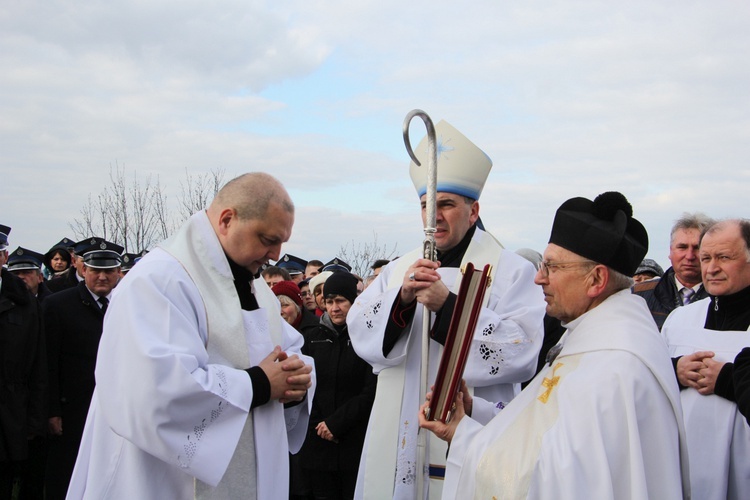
[538,362,564,404]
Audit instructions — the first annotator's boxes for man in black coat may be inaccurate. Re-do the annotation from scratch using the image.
[633,213,713,330]
[6,246,52,499]
[43,239,122,500]
[8,247,52,303]
[0,227,47,500]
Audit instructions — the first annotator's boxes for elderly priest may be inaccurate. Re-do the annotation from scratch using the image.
[420,192,690,500]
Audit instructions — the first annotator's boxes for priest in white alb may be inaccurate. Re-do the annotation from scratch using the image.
[348,119,545,499]
[664,218,750,500]
[67,173,315,500]
[420,192,690,499]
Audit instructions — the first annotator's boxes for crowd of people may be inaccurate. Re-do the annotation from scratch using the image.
[1,120,749,500]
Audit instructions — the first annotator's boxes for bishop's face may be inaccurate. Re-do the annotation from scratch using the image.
[420,192,479,252]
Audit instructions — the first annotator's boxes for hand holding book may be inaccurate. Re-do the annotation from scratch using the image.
[425,263,492,423]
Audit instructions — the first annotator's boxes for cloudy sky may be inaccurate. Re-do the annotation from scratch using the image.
[2,1,748,271]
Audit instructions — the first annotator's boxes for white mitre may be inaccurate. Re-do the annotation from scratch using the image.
[409,119,493,200]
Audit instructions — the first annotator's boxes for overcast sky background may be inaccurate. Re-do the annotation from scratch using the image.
[2,1,748,271]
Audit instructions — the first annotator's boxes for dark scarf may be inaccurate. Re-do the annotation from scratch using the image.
[226,255,259,311]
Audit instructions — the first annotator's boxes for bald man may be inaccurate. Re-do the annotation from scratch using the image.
[68,173,315,500]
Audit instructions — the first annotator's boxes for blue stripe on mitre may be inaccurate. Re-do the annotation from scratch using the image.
[416,181,481,200]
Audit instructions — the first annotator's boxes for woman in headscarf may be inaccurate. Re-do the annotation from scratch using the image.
[43,246,72,279]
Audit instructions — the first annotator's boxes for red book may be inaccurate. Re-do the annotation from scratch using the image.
[428,262,492,423]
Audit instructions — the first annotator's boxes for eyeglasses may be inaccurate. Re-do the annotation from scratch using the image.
[299,291,312,298]
[539,260,596,278]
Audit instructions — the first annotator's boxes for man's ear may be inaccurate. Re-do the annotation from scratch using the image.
[216,208,237,235]
[586,265,609,298]
[469,201,480,225]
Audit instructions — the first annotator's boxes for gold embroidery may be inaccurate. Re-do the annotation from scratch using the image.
[537,362,564,404]
[402,420,408,449]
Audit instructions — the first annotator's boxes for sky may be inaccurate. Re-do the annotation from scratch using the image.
[2,1,748,272]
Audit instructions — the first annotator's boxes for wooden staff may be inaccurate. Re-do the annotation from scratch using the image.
[403,109,437,500]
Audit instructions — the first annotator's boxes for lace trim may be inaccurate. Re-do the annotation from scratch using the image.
[364,299,383,330]
[177,368,229,468]
[475,321,530,376]
[395,419,416,486]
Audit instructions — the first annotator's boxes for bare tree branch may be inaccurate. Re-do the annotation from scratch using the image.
[338,232,398,277]
[177,168,225,223]
[70,163,175,252]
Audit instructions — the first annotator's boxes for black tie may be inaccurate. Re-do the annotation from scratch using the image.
[98,296,109,314]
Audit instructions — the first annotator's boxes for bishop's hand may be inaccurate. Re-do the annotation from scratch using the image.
[400,258,448,311]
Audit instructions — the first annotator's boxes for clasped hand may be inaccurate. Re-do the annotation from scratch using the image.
[259,346,312,403]
[676,350,724,395]
[400,258,450,312]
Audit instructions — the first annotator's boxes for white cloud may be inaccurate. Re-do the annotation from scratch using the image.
[1,0,748,271]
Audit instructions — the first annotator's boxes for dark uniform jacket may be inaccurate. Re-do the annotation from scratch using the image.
[0,269,47,462]
[632,266,709,331]
[36,281,53,303]
[43,281,106,499]
[300,315,377,472]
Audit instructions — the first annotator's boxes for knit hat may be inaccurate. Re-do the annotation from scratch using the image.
[409,120,492,201]
[271,280,303,308]
[323,272,358,304]
[308,271,333,296]
[549,191,648,276]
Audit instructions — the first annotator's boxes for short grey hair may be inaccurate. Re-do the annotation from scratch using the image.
[607,267,634,292]
[670,212,715,245]
[702,219,750,262]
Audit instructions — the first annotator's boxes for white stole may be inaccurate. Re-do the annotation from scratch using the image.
[363,228,503,499]
[160,211,283,499]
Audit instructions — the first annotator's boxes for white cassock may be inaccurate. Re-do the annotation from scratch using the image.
[348,227,545,500]
[67,212,314,500]
[444,290,690,500]
[663,298,750,500]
